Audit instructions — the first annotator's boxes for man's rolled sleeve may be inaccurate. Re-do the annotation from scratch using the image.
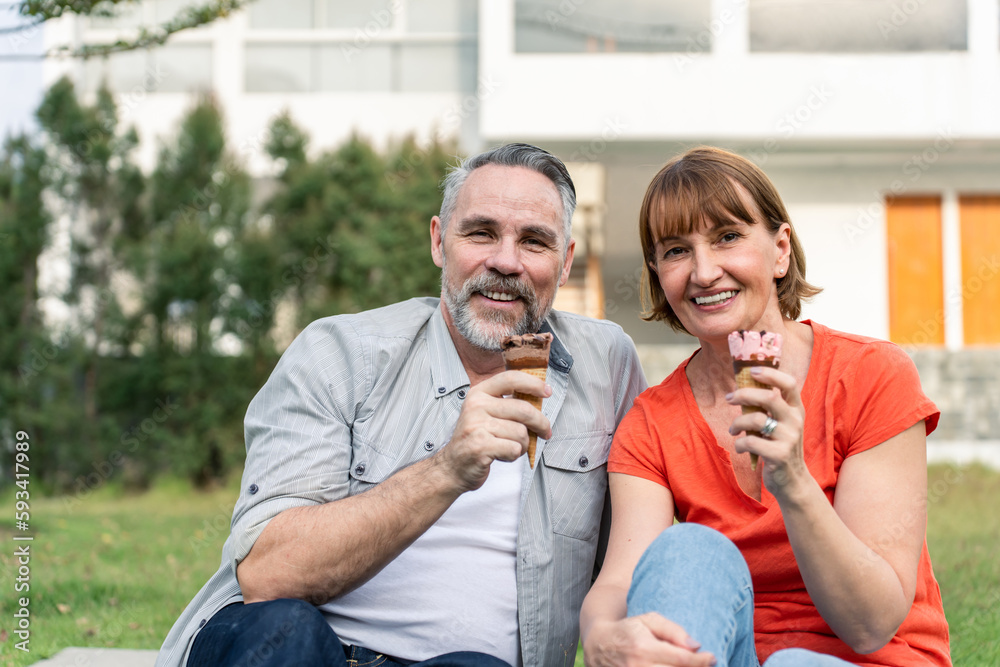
[228,318,368,571]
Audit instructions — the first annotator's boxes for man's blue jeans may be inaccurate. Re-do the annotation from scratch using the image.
[628,523,854,667]
[187,598,512,667]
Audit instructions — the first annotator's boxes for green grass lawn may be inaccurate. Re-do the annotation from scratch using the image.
[0,465,997,666]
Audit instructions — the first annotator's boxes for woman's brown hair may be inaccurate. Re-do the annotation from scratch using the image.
[639,146,822,333]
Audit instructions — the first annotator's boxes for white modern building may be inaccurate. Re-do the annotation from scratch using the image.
[44,0,1000,440]
[0,3,45,137]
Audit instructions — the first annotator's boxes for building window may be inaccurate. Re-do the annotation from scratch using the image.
[750,0,968,53]
[245,41,475,92]
[245,45,314,92]
[157,45,215,92]
[886,196,945,346]
[317,43,393,91]
[88,0,208,29]
[88,3,144,29]
[249,0,314,29]
[398,43,476,92]
[958,196,1000,346]
[407,0,478,33]
[515,0,709,53]
[85,44,213,94]
[323,0,392,29]
[248,0,477,32]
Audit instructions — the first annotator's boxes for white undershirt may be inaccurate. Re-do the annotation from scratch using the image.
[320,456,525,665]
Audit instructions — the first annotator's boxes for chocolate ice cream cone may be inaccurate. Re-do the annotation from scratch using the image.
[501,333,552,468]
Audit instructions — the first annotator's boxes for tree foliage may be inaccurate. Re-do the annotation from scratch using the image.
[261,117,451,327]
[0,134,50,455]
[1,78,459,492]
[6,0,252,58]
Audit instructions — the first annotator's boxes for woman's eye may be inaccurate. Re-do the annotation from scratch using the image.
[721,232,740,243]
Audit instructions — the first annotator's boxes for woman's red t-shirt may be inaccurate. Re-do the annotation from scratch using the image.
[608,321,951,666]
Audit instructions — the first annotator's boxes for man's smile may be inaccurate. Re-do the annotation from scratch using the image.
[480,290,518,302]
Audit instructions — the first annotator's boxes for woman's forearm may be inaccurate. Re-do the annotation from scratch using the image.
[777,475,914,654]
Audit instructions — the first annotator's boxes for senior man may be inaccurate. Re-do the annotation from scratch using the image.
[156,143,646,667]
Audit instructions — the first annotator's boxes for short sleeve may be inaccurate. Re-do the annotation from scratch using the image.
[843,341,940,458]
[228,318,367,571]
[608,397,670,489]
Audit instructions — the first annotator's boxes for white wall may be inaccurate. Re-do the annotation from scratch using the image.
[479,0,1000,144]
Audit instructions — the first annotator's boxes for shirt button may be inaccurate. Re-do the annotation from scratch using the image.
[437,386,446,394]
[198,619,207,628]
[457,389,467,399]
[248,484,259,495]
[354,463,366,476]
[424,441,435,451]
[578,456,589,468]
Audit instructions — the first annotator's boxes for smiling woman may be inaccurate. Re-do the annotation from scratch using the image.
[579,146,953,667]
[638,146,820,334]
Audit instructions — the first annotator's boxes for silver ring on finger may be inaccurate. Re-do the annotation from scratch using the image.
[760,415,778,439]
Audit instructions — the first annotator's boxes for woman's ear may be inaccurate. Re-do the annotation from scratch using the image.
[775,223,792,277]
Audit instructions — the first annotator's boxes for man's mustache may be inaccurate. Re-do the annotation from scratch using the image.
[459,272,537,307]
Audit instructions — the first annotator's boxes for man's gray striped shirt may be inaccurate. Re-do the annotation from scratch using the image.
[155,296,646,667]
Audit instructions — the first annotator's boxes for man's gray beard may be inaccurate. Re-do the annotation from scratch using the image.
[442,270,549,352]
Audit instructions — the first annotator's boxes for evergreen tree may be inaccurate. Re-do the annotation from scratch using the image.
[0,134,50,477]
[142,95,252,485]
[8,80,464,489]
[261,116,454,329]
[34,75,146,482]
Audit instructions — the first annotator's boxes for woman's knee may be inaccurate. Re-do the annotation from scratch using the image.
[629,523,752,607]
[636,523,741,573]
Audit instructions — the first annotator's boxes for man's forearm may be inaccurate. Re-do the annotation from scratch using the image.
[237,454,464,605]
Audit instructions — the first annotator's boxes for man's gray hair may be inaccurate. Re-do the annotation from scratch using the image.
[438,143,577,250]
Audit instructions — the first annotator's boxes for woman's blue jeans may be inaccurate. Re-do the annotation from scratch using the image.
[627,523,853,667]
[186,597,511,667]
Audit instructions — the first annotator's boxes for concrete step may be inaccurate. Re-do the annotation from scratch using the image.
[30,648,158,666]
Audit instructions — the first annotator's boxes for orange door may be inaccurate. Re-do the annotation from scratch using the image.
[886,196,944,346]
[959,196,1000,346]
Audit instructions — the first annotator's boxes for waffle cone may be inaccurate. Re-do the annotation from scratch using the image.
[511,366,547,468]
[735,365,770,470]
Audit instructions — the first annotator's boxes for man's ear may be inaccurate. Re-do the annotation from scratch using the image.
[558,239,576,287]
[430,216,444,268]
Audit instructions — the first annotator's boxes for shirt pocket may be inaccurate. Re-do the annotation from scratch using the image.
[541,430,612,541]
[348,436,422,495]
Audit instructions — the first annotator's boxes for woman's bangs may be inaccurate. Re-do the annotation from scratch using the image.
[647,179,702,242]
[648,172,758,243]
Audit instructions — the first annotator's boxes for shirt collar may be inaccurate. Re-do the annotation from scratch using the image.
[427,304,575,399]
[428,306,470,397]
